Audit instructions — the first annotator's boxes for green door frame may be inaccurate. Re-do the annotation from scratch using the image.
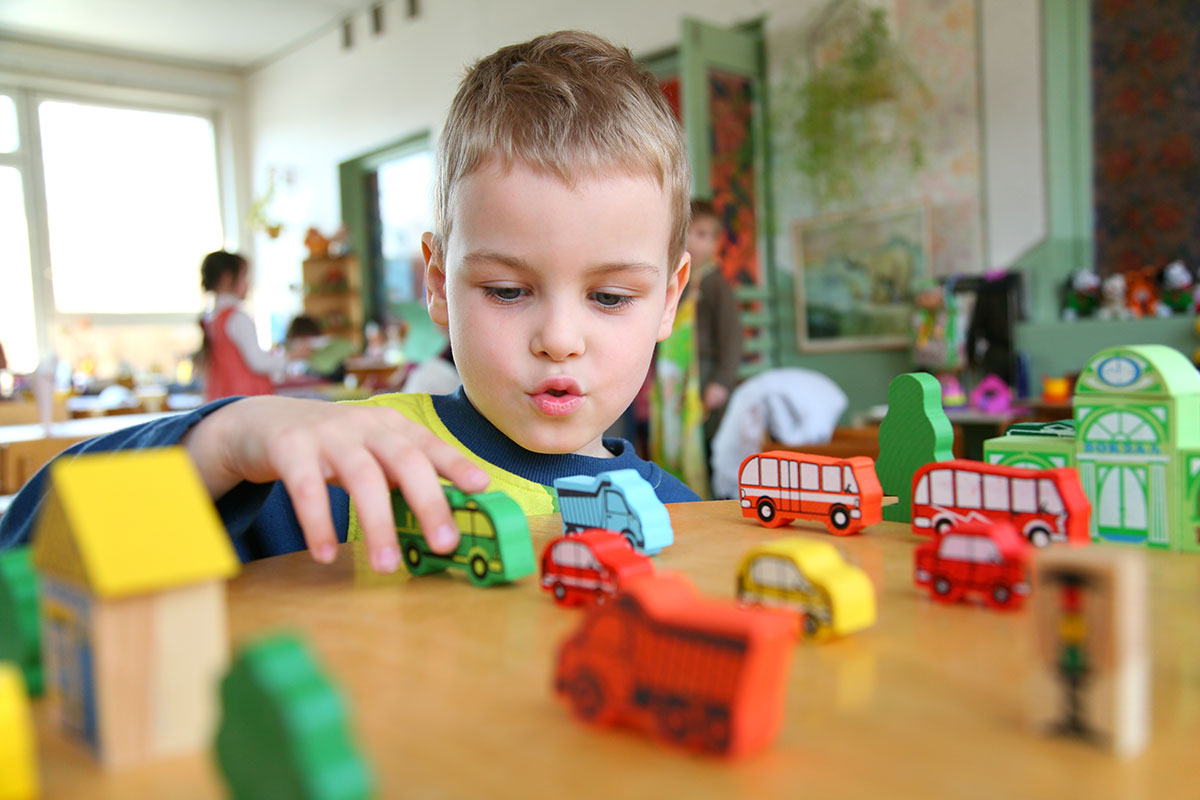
[338,131,433,324]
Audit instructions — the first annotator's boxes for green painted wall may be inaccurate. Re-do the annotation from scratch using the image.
[1017,317,1198,380]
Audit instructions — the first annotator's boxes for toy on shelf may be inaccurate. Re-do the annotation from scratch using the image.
[1124,267,1159,318]
[1060,268,1101,320]
[736,538,875,639]
[31,448,240,768]
[553,572,796,757]
[540,529,655,607]
[938,373,967,408]
[0,662,38,800]
[1096,273,1130,320]
[554,469,674,555]
[914,520,1030,609]
[1041,375,1071,405]
[969,373,1014,414]
[304,227,331,259]
[912,459,1090,547]
[1030,547,1147,757]
[1157,260,1193,316]
[0,548,41,696]
[215,633,375,800]
[987,345,1200,553]
[737,451,882,535]
[876,372,955,522]
[393,485,534,587]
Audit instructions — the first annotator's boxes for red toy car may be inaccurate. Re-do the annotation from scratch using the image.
[913,520,1031,610]
[540,529,654,607]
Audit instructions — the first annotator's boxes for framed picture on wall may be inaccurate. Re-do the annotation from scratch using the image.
[792,202,931,352]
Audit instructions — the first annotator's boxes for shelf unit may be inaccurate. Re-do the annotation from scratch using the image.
[302,255,363,348]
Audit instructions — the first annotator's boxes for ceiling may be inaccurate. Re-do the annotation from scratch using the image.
[0,0,371,71]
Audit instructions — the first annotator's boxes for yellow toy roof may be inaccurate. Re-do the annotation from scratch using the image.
[32,448,239,598]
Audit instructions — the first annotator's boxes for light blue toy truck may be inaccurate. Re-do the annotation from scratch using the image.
[553,469,674,556]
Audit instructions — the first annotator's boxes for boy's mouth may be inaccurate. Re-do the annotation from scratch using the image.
[530,377,584,417]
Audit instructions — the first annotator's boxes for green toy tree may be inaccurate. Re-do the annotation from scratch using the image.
[876,372,955,522]
[214,633,375,800]
[0,548,41,695]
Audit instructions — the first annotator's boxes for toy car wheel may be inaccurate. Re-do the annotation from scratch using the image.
[988,584,1013,608]
[803,614,819,638]
[657,697,691,742]
[567,670,607,722]
[468,555,490,586]
[933,577,953,597]
[829,505,851,532]
[621,530,639,550]
[1027,527,1051,548]
[594,589,608,605]
[756,499,790,529]
[552,583,567,602]
[703,707,732,754]
[404,543,423,570]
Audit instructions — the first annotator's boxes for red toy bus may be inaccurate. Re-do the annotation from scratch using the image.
[738,451,883,535]
[911,459,1090,547]
[540,529,654,607]
[913,519,1030,610]
[554,573,796,757]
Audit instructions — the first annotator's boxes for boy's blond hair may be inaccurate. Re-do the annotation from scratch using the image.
[433,30,691,271]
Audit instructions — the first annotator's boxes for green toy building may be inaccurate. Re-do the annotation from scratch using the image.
[983,344,1200,552]
[984,421,1078,471]
[214,633,375,800]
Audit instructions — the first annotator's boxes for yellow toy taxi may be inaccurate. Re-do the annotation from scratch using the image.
[735,538,876,640]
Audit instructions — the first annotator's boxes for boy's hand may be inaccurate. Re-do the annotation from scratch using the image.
[182,397,490,573]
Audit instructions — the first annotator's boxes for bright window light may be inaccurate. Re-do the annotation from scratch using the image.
[38,100,223,314]
[0,95,17,153]
[0,166,37,373]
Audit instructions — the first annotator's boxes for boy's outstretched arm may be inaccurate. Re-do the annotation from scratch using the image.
[182,397,490,572]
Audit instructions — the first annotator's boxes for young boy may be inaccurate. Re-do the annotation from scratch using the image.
[0,30,698,573]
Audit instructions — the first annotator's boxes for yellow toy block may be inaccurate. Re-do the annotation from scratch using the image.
[735,538,876,640]
[0,662,38,800]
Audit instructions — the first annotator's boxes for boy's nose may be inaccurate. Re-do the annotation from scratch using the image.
[531,305,584,362]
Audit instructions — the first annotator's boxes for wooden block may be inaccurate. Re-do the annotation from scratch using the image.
[876,373,955,522]
[540,529,655,608]
[736,451,882,535]
[0,548,41,696]
[1030,547,1148,756]
[554,469,674,555]
[0,662,38,800]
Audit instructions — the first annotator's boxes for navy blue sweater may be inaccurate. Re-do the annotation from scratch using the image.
[0,389,697,560]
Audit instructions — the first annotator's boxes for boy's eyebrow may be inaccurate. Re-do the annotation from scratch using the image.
[460,249,661,276]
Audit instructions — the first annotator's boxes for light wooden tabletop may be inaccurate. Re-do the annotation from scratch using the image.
[32,501,1200,799]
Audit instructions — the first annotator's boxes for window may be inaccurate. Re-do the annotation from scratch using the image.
[930,470,954,505]
[553,541,596,570]
[983,475,1009,511]
[1038,480,1064,513]
[604,493,628,515]
[800,462,819,490]
[1012,478,1037,513]
[453,509,475,537]
[750,555,804,590]
[843,466,859,494]
[740,458,759,486]
[938,534,974,561]
[0,94,16,152]
[955,470,983,509]
[761,458,779,488]
[0,165,37,373]
[914,476,929,504]
[973,537,1002,564]
[822,465,840,492]
[787,460,799,489]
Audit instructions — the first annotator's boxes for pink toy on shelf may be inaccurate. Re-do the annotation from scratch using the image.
[970,374,1013,414]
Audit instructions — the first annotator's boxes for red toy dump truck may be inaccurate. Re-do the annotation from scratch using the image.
[553,573,796,757]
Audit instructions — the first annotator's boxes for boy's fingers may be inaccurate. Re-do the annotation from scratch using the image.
[325,447,400,574]
[271,438,339,565]
[373,444,460,555]
[386,417,490,493]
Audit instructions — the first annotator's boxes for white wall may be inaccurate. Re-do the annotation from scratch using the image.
[245,0,1047,330]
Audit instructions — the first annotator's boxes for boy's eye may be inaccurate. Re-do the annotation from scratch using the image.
[484,286,526,302]
[592,291,633,309]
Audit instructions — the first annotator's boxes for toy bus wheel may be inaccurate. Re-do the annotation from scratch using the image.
[1027,527,1051,548]
[552,583,567,602]
[756,499,790,529]
[829,505,851,532]
[468,555,490,586]
[934,519,952,535]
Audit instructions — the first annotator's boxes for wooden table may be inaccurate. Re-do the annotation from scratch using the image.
[0,412,178,493]
[32,501,1200,799]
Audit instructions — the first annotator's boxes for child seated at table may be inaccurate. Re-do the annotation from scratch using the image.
[0,30,698,572]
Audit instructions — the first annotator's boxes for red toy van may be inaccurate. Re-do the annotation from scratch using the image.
[913,519,1031,610]
[540,529,654,607]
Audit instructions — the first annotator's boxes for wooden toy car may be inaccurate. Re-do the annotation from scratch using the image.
[735,538,875,640]
[540,529,654,607]
[911,459,1090,547]
[913,519,1030,609]
[554,469,673,555]
[393,485,535,587]
[553,573,796,757]
[737,451,882,535]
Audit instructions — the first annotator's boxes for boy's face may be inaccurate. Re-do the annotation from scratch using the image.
[424,161,689,457]
[686,214,722,269]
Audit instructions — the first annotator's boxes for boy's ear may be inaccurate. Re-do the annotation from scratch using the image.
[422,232,449,327]
[656,253,692,342]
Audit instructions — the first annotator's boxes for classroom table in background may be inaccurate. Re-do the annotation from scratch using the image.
[0,411,179,494]
[30,501,1200,799]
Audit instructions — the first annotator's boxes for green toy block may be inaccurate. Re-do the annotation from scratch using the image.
[876,373,955,522]
[214,633,375,800]
[0,548,41,696]
[984,427,1078,471]
[392,486,536,587]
